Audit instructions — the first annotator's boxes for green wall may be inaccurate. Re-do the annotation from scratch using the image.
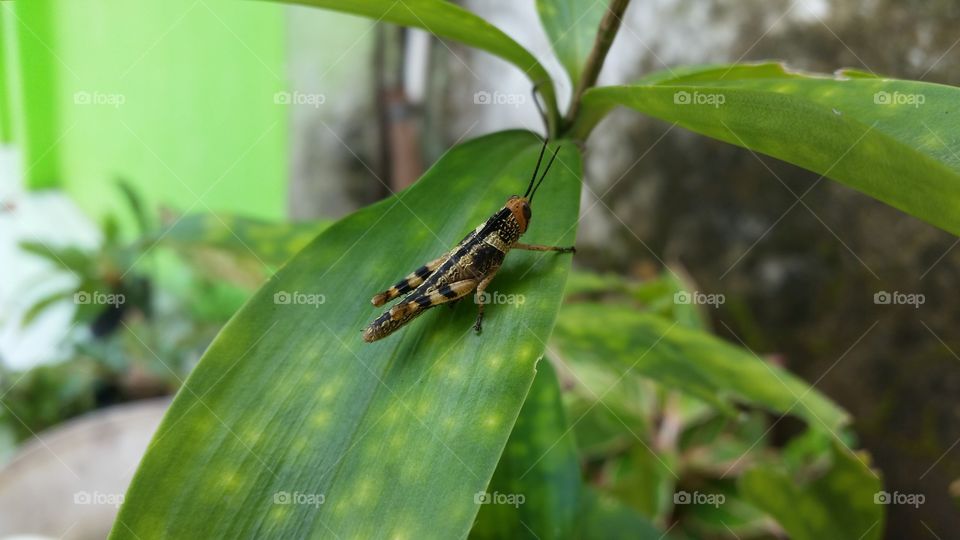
[2,0,288,220]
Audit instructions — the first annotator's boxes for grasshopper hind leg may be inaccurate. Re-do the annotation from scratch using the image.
[371,255,446,307]
[363,278,478,342]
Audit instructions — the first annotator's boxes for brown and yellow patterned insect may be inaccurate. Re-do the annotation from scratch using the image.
[362,140,575,343]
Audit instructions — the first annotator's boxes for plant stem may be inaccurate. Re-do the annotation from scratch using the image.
[561,0,631,136]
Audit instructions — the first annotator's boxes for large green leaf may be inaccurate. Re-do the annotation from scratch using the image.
[739,439,884,540]
[111,131,581,538]
[535,0,607,85]
[267,0,561,133]
[551,303,848,430]
[574,63,960,236]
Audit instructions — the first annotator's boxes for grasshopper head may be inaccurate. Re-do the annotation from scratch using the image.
[505,196,532,233]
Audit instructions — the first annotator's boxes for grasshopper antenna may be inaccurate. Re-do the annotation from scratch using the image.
[524,138,549,198]
[529,145,560,204]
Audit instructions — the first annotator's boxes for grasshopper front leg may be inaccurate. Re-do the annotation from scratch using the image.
[473,271,500,335]
[513,242,576,254]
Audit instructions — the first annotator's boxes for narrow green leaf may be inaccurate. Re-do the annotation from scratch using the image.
[604,445,677,521]
[111,131,581,539]
[576,63,960,236]
[117,179,151,234]
[156,213,330,271]
[575,490,664,540]
[551,303,849,430]
[20,241,93,275]
[739,440,884,540]
[535,0,607,85]
[472,361,663,539]
[266,0,561,133]
[21,289,75,327]
[471,361,580,539]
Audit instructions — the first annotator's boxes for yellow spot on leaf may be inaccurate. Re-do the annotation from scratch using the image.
[311,410,331,428]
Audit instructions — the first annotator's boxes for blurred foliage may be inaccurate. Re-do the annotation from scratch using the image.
[514,269,884,539]
[2,181,323,448]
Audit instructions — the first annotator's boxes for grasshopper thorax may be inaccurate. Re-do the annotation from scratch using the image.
[505,196,532,234]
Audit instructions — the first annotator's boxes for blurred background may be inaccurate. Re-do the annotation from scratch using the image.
[1,0,958,537]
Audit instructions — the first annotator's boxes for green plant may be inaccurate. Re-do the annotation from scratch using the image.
[112,1,960,538]
[9,183,323,444]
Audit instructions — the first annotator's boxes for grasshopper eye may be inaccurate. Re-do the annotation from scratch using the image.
[522,203,531,221]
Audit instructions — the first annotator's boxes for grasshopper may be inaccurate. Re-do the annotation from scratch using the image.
[362,140,575,343]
